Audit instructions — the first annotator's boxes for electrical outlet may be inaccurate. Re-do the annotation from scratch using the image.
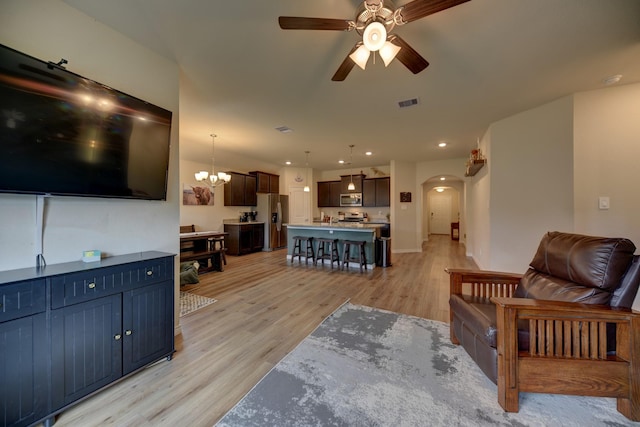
[599,196,610,210]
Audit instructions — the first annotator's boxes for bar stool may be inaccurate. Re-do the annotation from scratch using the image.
[315,238,340,268]
[342,240,367,272]
[208,236,227,271]
[291,236,315,264]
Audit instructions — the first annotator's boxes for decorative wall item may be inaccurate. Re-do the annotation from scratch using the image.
[400,192,412,203]
[183,184,214,205]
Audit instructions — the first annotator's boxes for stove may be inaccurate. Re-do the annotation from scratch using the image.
[339,212,366,222]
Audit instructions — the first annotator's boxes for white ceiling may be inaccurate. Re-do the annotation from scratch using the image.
[62,0,640,172]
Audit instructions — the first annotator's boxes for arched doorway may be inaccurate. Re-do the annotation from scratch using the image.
[422,175,464,242]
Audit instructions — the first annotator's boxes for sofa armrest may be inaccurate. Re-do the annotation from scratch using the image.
[446,268,522,298]
[447,268,522,345]
[490,296,640,419]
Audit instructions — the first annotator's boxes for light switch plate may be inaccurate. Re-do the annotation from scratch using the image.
[599,196,610,210]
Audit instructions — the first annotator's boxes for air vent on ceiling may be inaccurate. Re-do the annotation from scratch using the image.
[398,98,419,109]
[275,126,293,133]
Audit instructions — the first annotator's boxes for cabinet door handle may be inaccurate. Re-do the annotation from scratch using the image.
[88,282,96,289]
[125,330,132,336]
[114,334,122,340]
[146,270,153,276]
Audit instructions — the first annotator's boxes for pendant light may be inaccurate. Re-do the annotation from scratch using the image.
[195,134,231,187]
[303,151,310,192]
[348,144,355,191]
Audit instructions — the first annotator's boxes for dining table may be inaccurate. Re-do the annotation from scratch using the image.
[179,231,228,272]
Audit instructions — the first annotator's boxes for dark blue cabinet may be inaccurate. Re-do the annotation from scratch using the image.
[51,294,123,410]
[0,251,175,427]
[123,280,174,373]
[0,313,47,427]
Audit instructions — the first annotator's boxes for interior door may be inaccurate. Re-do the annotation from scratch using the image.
[430,193,452,235]
[289,187,310,224]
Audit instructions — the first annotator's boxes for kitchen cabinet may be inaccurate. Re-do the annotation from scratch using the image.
[252,223,265,250]
[362,179,375,207]
[340,174,365,193]
[317,181,331,207]
[249,171,280,194]
[317,181,342,207]
[363,177,390,207]
[0,252,174,427]
[224,223,265,255]
[224,172,257,206]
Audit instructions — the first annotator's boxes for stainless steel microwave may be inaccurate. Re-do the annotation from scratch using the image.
[340,193,362,207]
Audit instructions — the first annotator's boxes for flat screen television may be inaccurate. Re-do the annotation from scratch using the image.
[0,43,172,200]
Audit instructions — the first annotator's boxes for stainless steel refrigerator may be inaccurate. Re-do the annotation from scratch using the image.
[256,193,288,250]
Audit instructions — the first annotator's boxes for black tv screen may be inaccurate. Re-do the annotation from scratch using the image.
[0,44,172,200]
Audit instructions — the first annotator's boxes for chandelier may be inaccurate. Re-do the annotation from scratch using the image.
[195,133,231,187]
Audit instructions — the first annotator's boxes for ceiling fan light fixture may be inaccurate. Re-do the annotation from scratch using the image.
[379,41,401,66]
[349,44,371,70]
[362,21,387,51]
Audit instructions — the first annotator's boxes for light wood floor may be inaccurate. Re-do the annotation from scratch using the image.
[52,235,476,427]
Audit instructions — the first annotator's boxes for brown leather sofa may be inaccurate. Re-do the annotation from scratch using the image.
[448,231,640,421]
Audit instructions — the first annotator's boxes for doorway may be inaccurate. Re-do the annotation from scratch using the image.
[430,193,452,234]
[422,182,462,242]
[289,186,311,224]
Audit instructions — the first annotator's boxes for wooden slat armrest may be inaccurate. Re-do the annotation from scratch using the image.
[493,297,640,419]
[447,268,522,298]
[490,297,634,320]
[446,268,523,282]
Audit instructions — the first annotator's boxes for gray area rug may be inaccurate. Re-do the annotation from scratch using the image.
[217,303,638,426]
[179,291,216,317]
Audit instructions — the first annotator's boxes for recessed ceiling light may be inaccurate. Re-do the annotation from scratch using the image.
[440,177,446,181]
[365,151,372,156]
[285,161,291,165]
[436,188,445,192]
[275,126,293,133]
[603,74,622,85]
[339,160,345,164]
[438,142,447,148]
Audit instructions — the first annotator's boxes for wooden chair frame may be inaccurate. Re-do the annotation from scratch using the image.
[448,268,640,421]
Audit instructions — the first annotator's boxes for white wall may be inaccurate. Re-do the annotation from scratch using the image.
[464,132,491,266]
[466,84,639,279]
[390,160,420,253]
[574,83,640,247]
[481,96,575,272]
[0,0,180,271]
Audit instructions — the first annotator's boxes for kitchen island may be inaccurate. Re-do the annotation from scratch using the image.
[285,223,385,269]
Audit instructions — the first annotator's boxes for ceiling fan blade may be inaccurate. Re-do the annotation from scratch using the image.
[398,0,470,24]
[331,44,360,81]
[278,16,353,31]
[389,35,429,74]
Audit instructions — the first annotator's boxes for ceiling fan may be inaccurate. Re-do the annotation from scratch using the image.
[279,0,470,81]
